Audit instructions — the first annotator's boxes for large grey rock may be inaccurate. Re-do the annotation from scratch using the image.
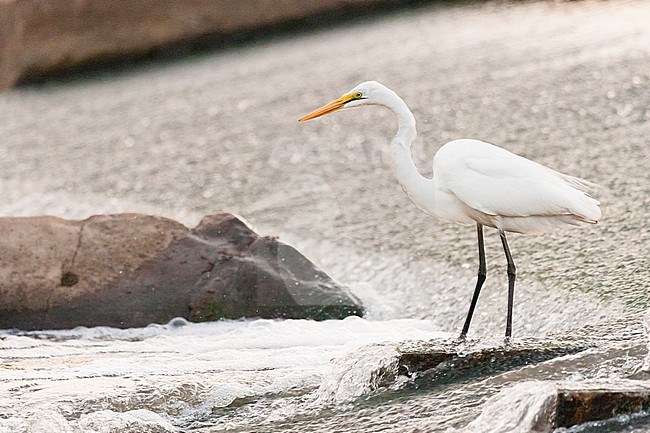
[0,0,401,90]
[0,213,363,330]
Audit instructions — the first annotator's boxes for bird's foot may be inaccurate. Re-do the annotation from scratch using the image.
[503,336,513,347]
[454,333,468,345]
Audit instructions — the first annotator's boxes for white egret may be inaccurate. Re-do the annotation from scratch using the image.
[299,81,601,341]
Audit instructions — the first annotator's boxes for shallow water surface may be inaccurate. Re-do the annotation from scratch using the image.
[1,315,646,432]
[0,318,445,431]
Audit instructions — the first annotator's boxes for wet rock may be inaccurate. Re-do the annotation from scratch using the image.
[555,381,650,428]
[316,338,592,404]
[397,338,590,386]
[467,380,650,433]
[0,213,363,330]
[0,0,398,90]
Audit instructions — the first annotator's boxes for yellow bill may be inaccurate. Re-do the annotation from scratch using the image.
[299,93,356,122]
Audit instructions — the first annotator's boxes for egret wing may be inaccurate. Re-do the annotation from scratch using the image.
[440,150,596,220]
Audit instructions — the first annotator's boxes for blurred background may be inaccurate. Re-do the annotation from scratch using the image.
[1,0,647,323]
[1,1,649,432]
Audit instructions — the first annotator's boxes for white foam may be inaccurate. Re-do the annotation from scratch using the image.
[315,342,402,404]
[78,410,178,433]
[0,318,449,430]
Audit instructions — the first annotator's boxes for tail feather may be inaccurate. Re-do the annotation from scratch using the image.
[567,184,602,223]
[545,167,602,222]
[557,172,600,196]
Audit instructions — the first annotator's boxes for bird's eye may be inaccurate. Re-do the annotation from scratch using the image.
[355,92,363,99]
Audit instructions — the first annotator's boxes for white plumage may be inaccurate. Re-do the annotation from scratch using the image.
[299,81,602,341]
[433,139,601,234]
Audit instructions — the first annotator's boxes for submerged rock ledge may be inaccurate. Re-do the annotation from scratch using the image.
[398,339,589,384]
[0,213,363,330]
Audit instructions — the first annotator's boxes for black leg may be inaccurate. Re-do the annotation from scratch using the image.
[459,223,487,340]
[499,230,516,342]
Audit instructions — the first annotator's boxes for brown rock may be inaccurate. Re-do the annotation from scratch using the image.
[397,338,590,385]
[318,338,594,405]
[0,214,186,313]
[0,213,363,330]
[556,381,650,428]
[0,0,398,90]
[467,379,650,432]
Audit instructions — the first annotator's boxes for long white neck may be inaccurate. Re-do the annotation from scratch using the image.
[382,91,435,214]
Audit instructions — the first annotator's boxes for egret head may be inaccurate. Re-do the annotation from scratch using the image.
[299,81,390,122]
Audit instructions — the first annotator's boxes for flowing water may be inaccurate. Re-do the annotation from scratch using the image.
[1,1,650,432]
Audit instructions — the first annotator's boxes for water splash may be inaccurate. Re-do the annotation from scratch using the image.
[463,381,558,433]
[642,310,650,373]
[0,317,444,432]
[0,408,178,433]
[77,410,178,433]
[315,343,402,404]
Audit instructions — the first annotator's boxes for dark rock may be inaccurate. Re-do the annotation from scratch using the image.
[462,314,650,432]
[317,338,593,405]
[467,379,650,432]
[0,213,363,330]
[397,338,591,386]
[556,382,650,428]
